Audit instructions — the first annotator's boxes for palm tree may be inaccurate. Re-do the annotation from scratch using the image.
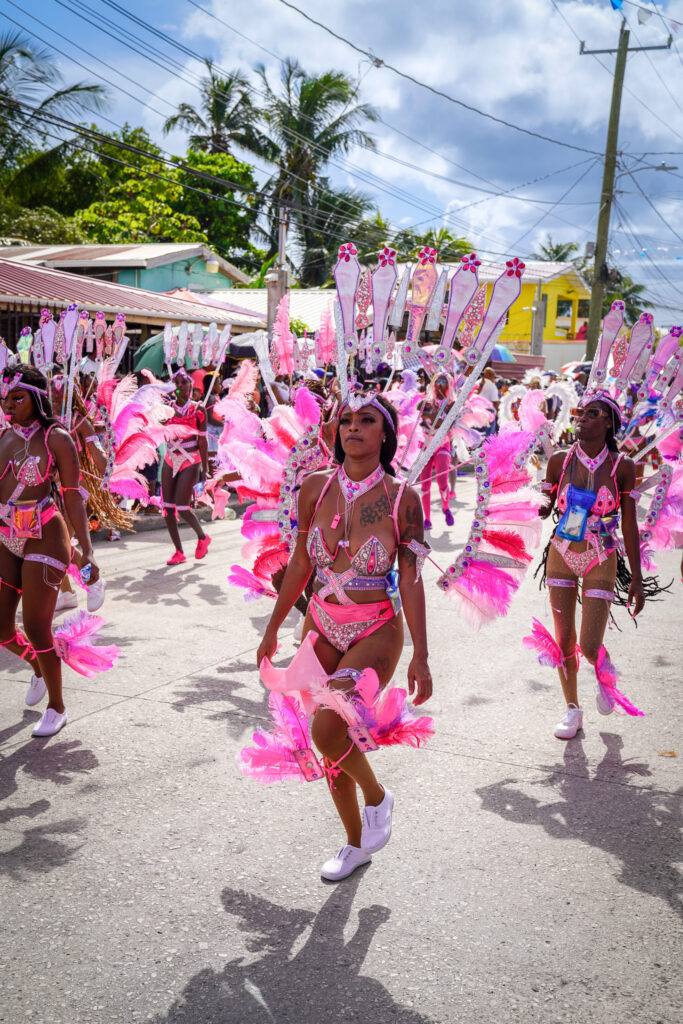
[604,273,653,325]
[530,234,579,262]
[255,58,378,271]
[296,179,373,286]
[163,61,268,157]
[0,30,105,167]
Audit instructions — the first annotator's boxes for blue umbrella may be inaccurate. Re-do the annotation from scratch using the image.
[491,344,515,362]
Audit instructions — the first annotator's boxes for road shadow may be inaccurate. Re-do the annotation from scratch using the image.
[153,879,433,1023]
[172,662,270,738]
[0,738,97,878]
[475,734,682,918]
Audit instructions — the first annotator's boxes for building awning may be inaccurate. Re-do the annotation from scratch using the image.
[0,259,265,329]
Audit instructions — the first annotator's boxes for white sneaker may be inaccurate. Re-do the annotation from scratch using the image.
[86,577,106,613]
[32,707,68,737]
[293,616,304,645]
[320,845,371,881]
[55,590,78,613]
[554,704,583,739]
[595,685,614,716]
[25,674,47,707]
[360,787,394,853]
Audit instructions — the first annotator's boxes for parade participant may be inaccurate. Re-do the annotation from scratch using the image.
[161,369,210,565]
[419,373,455,529]
[248,391,433,881]
[0,366,101,737]
[536,392,649,739]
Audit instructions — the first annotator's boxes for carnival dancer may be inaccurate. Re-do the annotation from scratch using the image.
[250,392,433,881]
[161,369,210,565]
[419,373,456,529]
[0,366,102,736]
[536,392,648,739]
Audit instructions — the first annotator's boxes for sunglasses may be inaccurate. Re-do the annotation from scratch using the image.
[570,407,607,419]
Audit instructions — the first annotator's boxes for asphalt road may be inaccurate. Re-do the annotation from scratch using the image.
[1,484,681,1024]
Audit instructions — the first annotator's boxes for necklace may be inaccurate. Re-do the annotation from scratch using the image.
[331,463,385,530]
[173,398,192,417]
[576,443,608,489]
[11,421,41,441]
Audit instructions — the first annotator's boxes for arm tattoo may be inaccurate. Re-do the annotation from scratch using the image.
[359,494,391,526]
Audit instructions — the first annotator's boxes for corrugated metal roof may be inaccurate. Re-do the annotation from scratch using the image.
[0,242,249,284]
[212,288,336,331]
[0,259,265,328]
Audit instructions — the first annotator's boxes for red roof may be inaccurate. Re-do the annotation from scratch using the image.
[0,259,265,328]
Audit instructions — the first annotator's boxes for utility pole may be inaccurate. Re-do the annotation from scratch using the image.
[266,204,289,339]
[581,20,672,359]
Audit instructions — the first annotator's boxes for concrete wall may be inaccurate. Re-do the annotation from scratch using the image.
[118,261,234,293]
[542,341,587,372]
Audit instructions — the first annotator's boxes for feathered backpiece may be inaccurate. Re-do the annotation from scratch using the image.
[435,429,545,627]
[272,295,294,375]
[594,646,644,717]
[227,359,258,405]
[53,611,120,678]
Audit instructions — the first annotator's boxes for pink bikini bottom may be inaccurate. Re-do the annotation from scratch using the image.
[164,450,200,476]
[309,594,395,653]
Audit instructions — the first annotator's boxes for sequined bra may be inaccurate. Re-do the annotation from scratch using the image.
[0,425,54,488]
[306,469,405,606]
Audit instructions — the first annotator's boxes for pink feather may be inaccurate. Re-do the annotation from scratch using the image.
[316,304,335,364]
[481,528,532,562]
[594,646,644,717]
[53,611,120,677]
[352,671,435,748]
[272,295,294,375]
[294,386,322,430]
[241,502,280,540]
[227,359,258,405]
[442,560,520,628]
[522,618,566,671]
[519,390,549,432]
[227,565,277,600]
[237,693,320,784]
[108,477,151,504]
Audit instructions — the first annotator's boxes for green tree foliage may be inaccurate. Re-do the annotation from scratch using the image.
[0,30,105,185]
[75,160,206,243]
[0,197,89,244]
[163,62,269,157]
[175,150,264,272]
[529,234,580,262]
[603,272,653,325]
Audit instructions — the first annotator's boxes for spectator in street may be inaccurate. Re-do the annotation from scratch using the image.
[478,368,500,435]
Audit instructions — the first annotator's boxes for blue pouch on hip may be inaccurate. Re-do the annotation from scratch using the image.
[556,484,596,543]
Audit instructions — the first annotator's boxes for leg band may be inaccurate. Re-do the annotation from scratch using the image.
[0,577,22,594]
[24,554,67,572]
[329,668,362,685]
[547,578,577,588]
[323,740,356,789]
[584,589,614,601]
[174,505,191,512]
[0,631,36,660]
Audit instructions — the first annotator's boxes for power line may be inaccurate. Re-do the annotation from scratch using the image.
[508,158,601,250]
[272,0,603,155]
[623,168,683,244]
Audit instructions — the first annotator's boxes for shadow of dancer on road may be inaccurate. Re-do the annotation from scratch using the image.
[475,735,682,919]
[154,876,434,1023]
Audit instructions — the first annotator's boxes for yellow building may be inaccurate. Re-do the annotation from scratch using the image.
[479,260,591,347]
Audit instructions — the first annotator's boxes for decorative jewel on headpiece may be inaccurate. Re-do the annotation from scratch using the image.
[338,389,395,431]
[505,258,525,278]
[578,388,622,427]
[0,372,48,401]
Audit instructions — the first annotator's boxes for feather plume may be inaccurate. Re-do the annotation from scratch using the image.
[53,611,120,677]
[518,389,549,432]
[227,565,277,601]
[252,545,289,582]
[480,528,532,562]
[316,303,336,364]
[227,359,258,405]
[351,671,435,748]
[272,295,294,375]
[522,618,566,672]
[241,502,280,540]
[594,646,644,717]
[237,693,318,784]
[294,386,322,430]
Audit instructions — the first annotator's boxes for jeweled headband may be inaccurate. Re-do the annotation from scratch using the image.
[0,372,48,401]
[579,389,622,427]
[338,391,396,431]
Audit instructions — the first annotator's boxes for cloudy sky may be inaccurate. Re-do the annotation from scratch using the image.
[13,0,683,324]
